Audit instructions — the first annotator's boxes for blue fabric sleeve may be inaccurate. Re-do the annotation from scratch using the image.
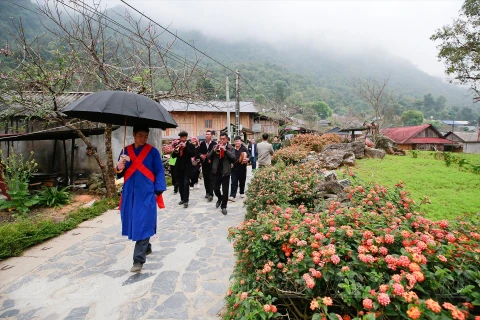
[153,148,167,192]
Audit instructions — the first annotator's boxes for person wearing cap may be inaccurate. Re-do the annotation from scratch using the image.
[171,131,195,208]
[229,136,250,201]
[115,126,166,273]
[207,131,236,215]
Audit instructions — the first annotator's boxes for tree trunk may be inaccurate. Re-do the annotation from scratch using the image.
[103,124,116,197]
[61,119,116,198]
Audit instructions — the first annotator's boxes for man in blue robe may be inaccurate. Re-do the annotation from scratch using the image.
[116,126,166,273]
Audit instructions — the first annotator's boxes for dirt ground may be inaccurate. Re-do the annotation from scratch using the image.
[0,194,98,224]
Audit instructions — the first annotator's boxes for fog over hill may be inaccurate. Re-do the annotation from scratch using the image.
[1,0,478,121]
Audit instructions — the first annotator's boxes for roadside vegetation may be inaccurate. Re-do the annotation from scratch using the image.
[349,151,480,221]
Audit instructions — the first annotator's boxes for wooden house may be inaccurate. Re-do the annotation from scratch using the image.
[162,100,282,140]
[380,124,454,151]
[443,131,480,154]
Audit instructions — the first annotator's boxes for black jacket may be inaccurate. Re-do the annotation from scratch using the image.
[171,141,195,176]
[207,144,236,176]
[232,145,251,171]
[199,140,217,168]
[247,142,258,158]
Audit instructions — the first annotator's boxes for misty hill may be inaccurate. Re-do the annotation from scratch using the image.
[0,1,477,121]
[173,30,476,112]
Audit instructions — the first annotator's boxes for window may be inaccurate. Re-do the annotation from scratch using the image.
[205,119,212,128]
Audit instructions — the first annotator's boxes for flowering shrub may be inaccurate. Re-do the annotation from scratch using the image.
[271,146,310,165]
[290,134,343,152]
[227,180,480,319]
[245,161,322,220]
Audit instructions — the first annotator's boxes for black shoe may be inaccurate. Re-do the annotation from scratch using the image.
[207,196,213,202]
[146,248,152,255]
[183,202,189,208]
[174,190,178,195]
[215,199,221,208]
[178,201,185,205]
[222,208,227,215]
[204,195,209,199]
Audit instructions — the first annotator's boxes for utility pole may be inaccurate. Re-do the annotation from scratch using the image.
[226,76,231,140]
[235,70,240,137]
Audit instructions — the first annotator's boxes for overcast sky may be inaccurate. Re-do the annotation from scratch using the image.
[98,0,462,78]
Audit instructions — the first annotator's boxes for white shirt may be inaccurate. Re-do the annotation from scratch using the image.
[251,143,255,157]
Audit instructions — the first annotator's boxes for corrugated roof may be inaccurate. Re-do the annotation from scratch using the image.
[161,100,257,113]
[0,92,92,117]
[442,120,470,125]
[446,132,480,142]
[0,93,258,117]
[380,124,433,144]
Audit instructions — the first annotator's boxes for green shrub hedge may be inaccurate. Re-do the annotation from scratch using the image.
[0,197,118,259]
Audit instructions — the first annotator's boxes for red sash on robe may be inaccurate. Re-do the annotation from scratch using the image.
[120,144,165,209]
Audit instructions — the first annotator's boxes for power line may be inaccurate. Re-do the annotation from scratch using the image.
[68,0,227,85]
[120,0,238,75]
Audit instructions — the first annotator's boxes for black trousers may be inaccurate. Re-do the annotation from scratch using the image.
[250,156,256,170]
[212,174,230,209]
[170,165,178,192]
[230,168,247,198]
[190,165,200,187]
[177,171,190,202]
[133,237,151,264]
[202,165,214,196]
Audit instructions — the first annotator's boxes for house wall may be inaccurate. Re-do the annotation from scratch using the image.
[0,119,163,178]
[165,112,252,138]
[415,144,445,151]
[415,128,438,138]
[397,144,412,150]
[464,142,480,154]
[252,118,280,139]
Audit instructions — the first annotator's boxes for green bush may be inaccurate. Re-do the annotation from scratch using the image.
[271,145,309,165]
[0,197,118,259]
[245,161,322,220]
[0,151,39,216]
[36,186,72,208]
[227,182,480,319]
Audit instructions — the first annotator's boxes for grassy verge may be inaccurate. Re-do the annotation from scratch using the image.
[0,197,119,260]
[345,151,480,221]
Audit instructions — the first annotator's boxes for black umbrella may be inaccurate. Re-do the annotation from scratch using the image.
[63,91,178,158]
[62,91,177,129]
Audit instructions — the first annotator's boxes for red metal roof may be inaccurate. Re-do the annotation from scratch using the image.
[380,124,432,144]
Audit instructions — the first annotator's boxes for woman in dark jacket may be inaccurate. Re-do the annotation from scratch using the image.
[189,137,201,189]
[229,136,250,201]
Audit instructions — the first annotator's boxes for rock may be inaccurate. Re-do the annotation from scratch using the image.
[323,194,338,201]
[365,148,386,159]
[323,171,337,182]
[324,154,343,169]
[350,141,365,159]
[338,179,351,188]
[324,181,345,194]
[342,151,356,166]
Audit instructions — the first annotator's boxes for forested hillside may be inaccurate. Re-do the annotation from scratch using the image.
[1,1,478,125]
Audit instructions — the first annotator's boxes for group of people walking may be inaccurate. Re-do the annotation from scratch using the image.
[170,130,255,216]
[115,126,279,273]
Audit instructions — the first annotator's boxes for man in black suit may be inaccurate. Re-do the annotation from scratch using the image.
[171,131,195,208]
[199,130,217,202]
[247,138,258,170]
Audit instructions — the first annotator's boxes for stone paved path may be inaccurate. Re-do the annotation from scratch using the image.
[0,168,252,319]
